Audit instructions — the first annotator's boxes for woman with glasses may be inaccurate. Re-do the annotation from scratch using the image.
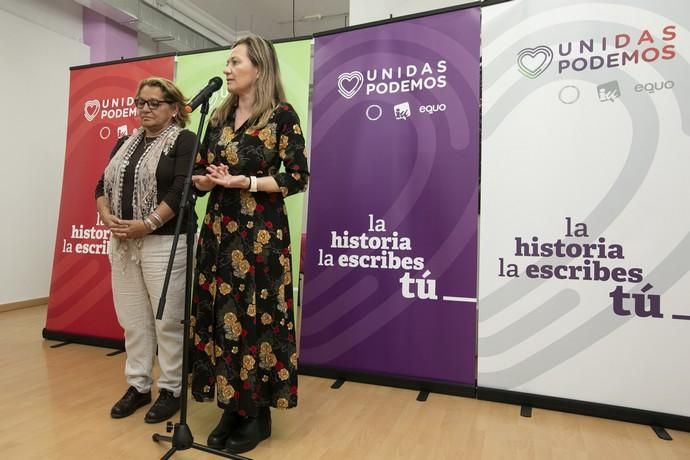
[95,77,196,424]
[189,35,309,454]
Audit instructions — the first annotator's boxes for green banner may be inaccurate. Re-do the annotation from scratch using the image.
[174,39,312,304]
[175,48,232,231]
[275,39,312,306]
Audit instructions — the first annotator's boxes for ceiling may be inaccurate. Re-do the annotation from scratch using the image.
[188,0,350,40]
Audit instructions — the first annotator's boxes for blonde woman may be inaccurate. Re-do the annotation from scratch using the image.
[95,77,196,423]
[190,35,309,454]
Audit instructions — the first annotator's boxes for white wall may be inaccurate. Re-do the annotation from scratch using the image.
[0,8,89,304]
[349,0,475,25]
[137,33,177,59]
[0,0,83,42]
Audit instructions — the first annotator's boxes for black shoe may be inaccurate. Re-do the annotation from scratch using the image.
[207,409,244,449]
[224,406,271,454]
[111,386,151,419]
[144,389,180,423]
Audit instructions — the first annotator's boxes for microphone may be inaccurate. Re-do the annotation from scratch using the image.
[184,76,223,113]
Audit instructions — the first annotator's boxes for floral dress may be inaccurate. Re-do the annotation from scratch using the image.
[190,103,308,415]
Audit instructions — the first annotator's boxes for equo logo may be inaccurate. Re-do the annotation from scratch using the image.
[419,104,446,114]
[635,80,674,94]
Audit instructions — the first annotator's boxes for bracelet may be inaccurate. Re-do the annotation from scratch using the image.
[249,176,258,193]
[143,217,157,232]
[245,176,252,190]
[150,211,164,227]
[144,216,159,231]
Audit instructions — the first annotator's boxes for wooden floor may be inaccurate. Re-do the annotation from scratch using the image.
[1,306,689,460]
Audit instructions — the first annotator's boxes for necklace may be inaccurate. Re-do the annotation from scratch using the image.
[143,123,173,149]
[143,136,157,149]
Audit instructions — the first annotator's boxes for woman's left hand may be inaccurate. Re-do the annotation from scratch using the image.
[110,218,152,240]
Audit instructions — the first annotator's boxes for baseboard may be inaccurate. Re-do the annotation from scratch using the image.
[0,297,48,313]
[300,363,476,398]
[477,386,690,432]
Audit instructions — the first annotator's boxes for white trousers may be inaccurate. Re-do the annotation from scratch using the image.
[110,235,188,397]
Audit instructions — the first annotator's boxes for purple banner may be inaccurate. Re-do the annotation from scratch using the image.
[301,8,480,385]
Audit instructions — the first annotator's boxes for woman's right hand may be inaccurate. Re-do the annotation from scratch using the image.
[100,212,119,229]
[100,213,128,240]
[192,174,215,191]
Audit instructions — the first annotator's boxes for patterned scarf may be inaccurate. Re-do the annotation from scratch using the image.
[103,124,181,266]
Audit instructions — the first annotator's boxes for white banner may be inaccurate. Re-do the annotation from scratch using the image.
[479,0,690,417]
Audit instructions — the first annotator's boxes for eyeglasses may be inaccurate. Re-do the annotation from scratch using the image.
[134,97,174,109]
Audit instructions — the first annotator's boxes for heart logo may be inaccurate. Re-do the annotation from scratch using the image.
[517,46,554,79]
[84,99,100,122]
[337,71,364,99]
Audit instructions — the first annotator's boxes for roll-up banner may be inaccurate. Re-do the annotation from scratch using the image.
[175,39,312,304]
[300,7,481,388]
[479,0,690,420]
[45,57,175,343]
[174,49,228,230]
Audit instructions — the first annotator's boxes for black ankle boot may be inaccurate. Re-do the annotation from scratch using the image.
[207,409,244,449]
[224,406,271,454]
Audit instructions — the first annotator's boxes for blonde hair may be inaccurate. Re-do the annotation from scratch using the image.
[210,35,286,129]
[136,77,189,128]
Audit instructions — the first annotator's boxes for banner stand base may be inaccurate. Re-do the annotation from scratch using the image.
[477,387,690,433]
[652,425,673,441]
[300,364,476,398]
[42,328,124,351]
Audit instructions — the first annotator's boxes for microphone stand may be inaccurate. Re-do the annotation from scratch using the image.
[151,99,250,460]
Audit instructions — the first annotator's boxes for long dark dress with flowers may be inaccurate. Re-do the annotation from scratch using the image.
[190,103,308,415]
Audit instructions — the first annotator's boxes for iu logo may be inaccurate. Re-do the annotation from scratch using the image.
[597,81,621,103]
[393,102,411,120]
[337,71,364,99]
[117,124,129,138]
[84,99,100,122]
[517,46,554,79]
